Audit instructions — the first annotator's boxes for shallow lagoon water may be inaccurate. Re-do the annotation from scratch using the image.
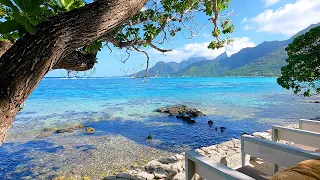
[1,77,320,179]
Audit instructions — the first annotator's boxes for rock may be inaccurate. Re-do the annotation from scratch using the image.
[147,134,152,140]
[253,132,271,140]
[116,173,131,179]
[153,168,168,179]
[85,127,95,134]
[55,129,67,133]
[176,114,185,119]
[158,157,177,164]
[174,154,185,161]
[103,176,117,180]
[186,119,196,124]
[172,172,185,180]
[36,133,51,138]
[157,107,169,113]
[43,127,57,132]
[170,161,184,173]
[74,125,84,129]
[214,127,218,131]
[156,105,205,118]
[67,128,74,133]
[208,120,213,127]
[167,169,178,178]
[188,110,204,117]
[220,127,226,130]
[137,171,154,180]
[220,157,228,166]
[181,116,191,121]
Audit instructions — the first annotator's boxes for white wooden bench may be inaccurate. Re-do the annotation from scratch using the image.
[185,135,320,180]
[271,125,320,173]
[299,119,320,133]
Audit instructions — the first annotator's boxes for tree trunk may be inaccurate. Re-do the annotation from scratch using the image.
[0,0,148,145]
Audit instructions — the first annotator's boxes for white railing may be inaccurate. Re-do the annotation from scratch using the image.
[185,135,320,180]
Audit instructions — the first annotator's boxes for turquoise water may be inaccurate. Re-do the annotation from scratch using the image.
[1,77,320,178]
[8,77,320,148]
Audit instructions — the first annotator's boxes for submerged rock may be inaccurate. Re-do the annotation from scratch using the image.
[208,120,214,127]
[186,119,196,124]
[156,105,205,118]
[55,129,68,133]
[85,127,95,134]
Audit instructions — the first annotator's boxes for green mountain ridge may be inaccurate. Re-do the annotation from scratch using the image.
[130,22,320,77]
[175,22,320,77]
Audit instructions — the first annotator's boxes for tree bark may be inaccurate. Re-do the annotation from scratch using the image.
[0,0,148,145]
[1,41,97,71]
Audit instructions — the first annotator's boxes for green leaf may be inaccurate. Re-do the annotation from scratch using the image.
[22,0,32,12]
[33,0,45,7]
[58,0,73,9]
[11,12,27,24]
[24,21,36,35]
[0,4,5,18]
[0,20,20,34]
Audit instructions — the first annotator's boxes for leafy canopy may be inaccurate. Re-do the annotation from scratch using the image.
[0,0,237,55]
[277,26,320,96]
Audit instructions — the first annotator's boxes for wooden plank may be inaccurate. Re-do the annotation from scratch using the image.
[272,125,320,148]
[241,135,320,169]
[186,151,255,180]
[299,119,320,133]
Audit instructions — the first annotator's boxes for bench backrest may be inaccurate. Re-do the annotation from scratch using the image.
[272,125,320,148]
[299,119,320,133]
[186,151,255,180]
[241,135,320,169]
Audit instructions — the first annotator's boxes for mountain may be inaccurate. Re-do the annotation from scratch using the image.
[214,51,229,61]
[176,22,320,77]
[132,57,207,77]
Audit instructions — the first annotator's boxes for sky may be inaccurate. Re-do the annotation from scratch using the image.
[46,0,320,77]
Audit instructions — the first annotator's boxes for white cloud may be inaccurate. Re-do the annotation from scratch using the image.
[244,0,320,36]
[241,17,248,24]
[148,37,256,62]
[264,0,281,7]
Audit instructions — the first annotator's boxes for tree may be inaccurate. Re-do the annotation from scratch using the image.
[277,26,320,96]
[0,0,241,144]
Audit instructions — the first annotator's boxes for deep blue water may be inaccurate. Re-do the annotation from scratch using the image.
[7,77,320,152]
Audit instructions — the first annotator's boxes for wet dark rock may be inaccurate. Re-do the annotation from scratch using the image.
[181,116,191,121]
[241,132,249,136]
[85,127,95,134]
[156,105,205,117]
[220,127,226,130]
[147,134,153,140]
[55,129,68,133]
[214,127,218,131]
[186,119,196,124]
[208,120,214,127]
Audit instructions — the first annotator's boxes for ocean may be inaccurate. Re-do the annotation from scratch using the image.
[1,77,319,179]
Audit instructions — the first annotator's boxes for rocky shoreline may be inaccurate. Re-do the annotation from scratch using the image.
[103,123,298,180]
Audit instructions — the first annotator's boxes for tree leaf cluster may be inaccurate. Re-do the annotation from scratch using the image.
[277,26,320,96]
